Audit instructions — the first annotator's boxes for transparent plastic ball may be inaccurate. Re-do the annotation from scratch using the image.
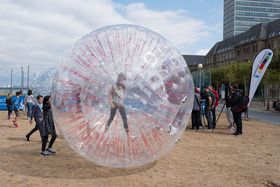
[51,24,194,168]
[31,67,56,96]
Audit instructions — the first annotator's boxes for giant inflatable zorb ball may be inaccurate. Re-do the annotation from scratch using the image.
[31,67,56,96]
[51,25,194,168]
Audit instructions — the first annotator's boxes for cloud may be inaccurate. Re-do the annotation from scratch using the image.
[0,0,214,85]
[195,49,210,55]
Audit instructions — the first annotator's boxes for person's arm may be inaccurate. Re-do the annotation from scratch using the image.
[215,91,219,106]
[208,96,212,109]
[108,87,115,108]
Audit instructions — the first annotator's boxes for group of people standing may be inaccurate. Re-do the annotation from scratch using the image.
[191,85,219,131]
[5,90,57,156]
[192,84,245,136]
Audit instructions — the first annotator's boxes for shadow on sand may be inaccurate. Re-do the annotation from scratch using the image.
[0,140,156,179]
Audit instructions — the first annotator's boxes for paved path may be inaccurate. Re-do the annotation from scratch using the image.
[217,104,280,126]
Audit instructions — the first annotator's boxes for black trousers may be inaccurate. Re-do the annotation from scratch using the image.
[107,106,128,131]
[191,110,200,130]
[7,106,12,119]
[26,124,38,138]
[211,107,217,129]
[233,112,242,133]
[41,134,57,152]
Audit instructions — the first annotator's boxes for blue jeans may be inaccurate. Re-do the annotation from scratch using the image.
[26,102,34,118]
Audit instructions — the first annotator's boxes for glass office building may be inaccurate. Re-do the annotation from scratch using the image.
[224,0,280,39]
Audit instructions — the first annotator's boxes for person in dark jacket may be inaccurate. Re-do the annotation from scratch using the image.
[5,93,13,120]
[38,95,57,156]
[228,84,243,136]
[192,87,201,130]
[26,95,44,141]
[204,87,213,130]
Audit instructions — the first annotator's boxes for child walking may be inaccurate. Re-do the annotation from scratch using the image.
[26,95,43,141]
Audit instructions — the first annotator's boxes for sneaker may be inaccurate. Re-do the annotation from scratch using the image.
[41,151,50,156]
[131,134,137,139]
[26,135,30,141]
[233,132,242,136]
[46,148,56,154]
[126,132,137,140]
[13,122,18,128]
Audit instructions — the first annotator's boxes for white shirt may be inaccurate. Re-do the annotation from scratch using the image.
[25,95,35,104]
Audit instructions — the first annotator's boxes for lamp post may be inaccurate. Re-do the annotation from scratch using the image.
[198,63,203,90]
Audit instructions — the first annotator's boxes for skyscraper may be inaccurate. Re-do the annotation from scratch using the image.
[223,0,280,39]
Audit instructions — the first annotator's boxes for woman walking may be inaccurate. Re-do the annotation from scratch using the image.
[38,95,57,156]
[24,90,36,120]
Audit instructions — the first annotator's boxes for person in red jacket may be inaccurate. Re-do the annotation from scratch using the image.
[208,86,219,129]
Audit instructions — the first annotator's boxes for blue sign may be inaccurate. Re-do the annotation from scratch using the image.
[0,95,25,111]
[0,96,7,110]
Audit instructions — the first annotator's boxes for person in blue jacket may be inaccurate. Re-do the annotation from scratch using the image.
[26,95,44,141]
[11,91,21,127]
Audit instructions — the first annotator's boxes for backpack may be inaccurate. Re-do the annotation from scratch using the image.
[231,94,249,113]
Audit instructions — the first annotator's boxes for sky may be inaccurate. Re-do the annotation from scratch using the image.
[0,0,223,86]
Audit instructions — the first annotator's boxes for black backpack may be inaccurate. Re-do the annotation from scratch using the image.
[231,93,249,113]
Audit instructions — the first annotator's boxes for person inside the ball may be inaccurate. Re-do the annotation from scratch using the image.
[105,73,134,137]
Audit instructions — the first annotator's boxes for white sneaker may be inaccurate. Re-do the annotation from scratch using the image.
[127,132,137,140]
[41,151,50,156]
[131,134,137,139]
[46,148,56,154]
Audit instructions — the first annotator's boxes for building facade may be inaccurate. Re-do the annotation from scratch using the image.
[224,0,280,39]
[207,19,280,67]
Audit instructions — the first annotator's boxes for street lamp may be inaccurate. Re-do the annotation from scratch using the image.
[198,63,203,90]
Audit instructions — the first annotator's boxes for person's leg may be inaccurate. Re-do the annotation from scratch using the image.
[232,112,241,135]
[41,136,48,152]
[13,110,19,127]
[191,111,195,129]
[195,111,200,130]
[106,107,117,129]
[205,108,213,129]
[26,123,39,140]
[236,112,242,134]
[7,106,10,119]
[48,133,57,149]
[27,103,33,119]
[8,109,12,120]
[212,107,216,129]
[119,106,128,132]
[198,111,203,127]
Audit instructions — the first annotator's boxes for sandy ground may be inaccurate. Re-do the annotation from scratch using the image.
[0,111,279,187]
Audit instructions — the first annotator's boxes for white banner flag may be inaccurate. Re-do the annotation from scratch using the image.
[249,49,273,105]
